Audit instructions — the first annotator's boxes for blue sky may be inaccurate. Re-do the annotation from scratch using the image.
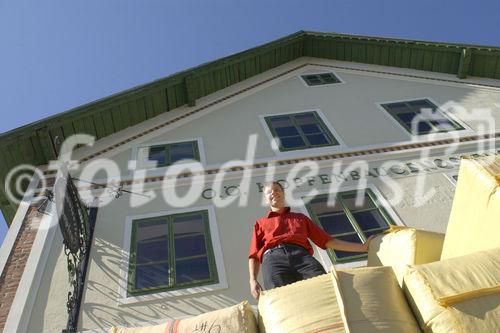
[0,0,499,244]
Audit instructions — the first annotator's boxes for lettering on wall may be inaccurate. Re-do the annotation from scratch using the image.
[199,153,491,199]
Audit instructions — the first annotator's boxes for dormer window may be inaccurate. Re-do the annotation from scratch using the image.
[301,73,341,86]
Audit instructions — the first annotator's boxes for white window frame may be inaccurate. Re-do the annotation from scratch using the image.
[259,108,348,157]
[444,172,459,186]
[298,70,346,88]
[375,97,475,141]
[293,183,405,270]
[118,205,227,305]
[130,137,207,172]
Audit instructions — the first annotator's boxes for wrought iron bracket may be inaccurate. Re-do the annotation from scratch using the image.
[56,175,98,333]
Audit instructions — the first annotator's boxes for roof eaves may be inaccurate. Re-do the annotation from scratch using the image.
[302,31,500,51]
[0,31,308,142]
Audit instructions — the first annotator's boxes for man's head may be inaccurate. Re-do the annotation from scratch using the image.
[263,181,285,211]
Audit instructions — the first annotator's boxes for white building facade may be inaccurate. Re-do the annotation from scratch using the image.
[1,33,499,332]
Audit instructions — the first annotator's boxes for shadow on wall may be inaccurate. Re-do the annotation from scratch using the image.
[81,237,237,331]
[27,229,70,333]
[82,294,240,331]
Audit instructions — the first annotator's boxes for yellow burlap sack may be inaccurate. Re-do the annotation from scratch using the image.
[403,247,500,332]
[441,156,500,260]
[367,226,445,285]
[331,266,421,333]
[258,273,344,333]
[109,301,258,333]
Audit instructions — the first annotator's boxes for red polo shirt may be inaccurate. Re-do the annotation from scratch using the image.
[248,207,332,263]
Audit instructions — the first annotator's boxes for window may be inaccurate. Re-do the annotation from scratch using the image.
[381,99,465,135]
[140,140,200,168]
[127,210,218,296]
[264,111,340,151]
[305,189,395,263]
[301,73,341,86]
[445,173,459,185]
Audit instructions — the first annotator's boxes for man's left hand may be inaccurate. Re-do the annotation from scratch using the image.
[362,235,376,252]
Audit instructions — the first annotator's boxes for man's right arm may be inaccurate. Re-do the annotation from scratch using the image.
[248,222,263,300]
[248,257,262,299]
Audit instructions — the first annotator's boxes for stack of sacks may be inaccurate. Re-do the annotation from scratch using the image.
[258,268,422,333]
[331,267,421,333]
[108,301,258,333]
[367,226,445,285]
[258,273,345,333]
[403,247,500,332]
[441,155,500,260]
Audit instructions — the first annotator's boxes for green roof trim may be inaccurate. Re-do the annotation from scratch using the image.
[1,31,500,225]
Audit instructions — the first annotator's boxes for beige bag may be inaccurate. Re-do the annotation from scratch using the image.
[109,301,258,333]
[331,266,421,333]
[258,273,345,333]
[441,156,500,260]
[368,226,445,285]
[403,247,500,332]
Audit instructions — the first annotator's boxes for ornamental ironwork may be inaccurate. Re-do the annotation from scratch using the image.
[54,175,98,333]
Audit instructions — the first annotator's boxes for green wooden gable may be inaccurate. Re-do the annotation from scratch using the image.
[1,31,500,224]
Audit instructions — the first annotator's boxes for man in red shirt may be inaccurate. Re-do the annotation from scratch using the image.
[248,182,372,299]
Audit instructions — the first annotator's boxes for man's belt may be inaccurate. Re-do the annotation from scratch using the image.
[263,243,306,257]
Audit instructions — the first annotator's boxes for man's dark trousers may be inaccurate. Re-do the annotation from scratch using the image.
[261,243,326,290]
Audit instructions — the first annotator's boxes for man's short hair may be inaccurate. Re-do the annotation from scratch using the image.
[263,181,284,192]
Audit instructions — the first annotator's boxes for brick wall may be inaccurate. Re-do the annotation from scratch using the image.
[0,204,42,332]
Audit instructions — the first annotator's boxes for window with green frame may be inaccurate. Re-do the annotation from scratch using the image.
[265,111,340,151]
[381,99,465,135]
[301,73,341,86]
[305,189,395,263]
[146,140,200,167]
[127,210,218,297]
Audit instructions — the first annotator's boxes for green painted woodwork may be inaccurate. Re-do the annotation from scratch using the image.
[264,111,340,151]
[1,31,500,224]
[380,99,465,135]
[305,188,396,264]
[0,198,15,223]
[127,210,218,297]
[184,75,197,107]
[146,140,200,168]
[301,73,341,86]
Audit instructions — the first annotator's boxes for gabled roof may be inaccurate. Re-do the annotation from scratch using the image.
[1,30,500,224]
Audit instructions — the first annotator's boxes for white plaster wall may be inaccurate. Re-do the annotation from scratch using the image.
[27,227,71,333]
[98,63,500,176]
[25,58,500,332]
[375,172,456,233]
